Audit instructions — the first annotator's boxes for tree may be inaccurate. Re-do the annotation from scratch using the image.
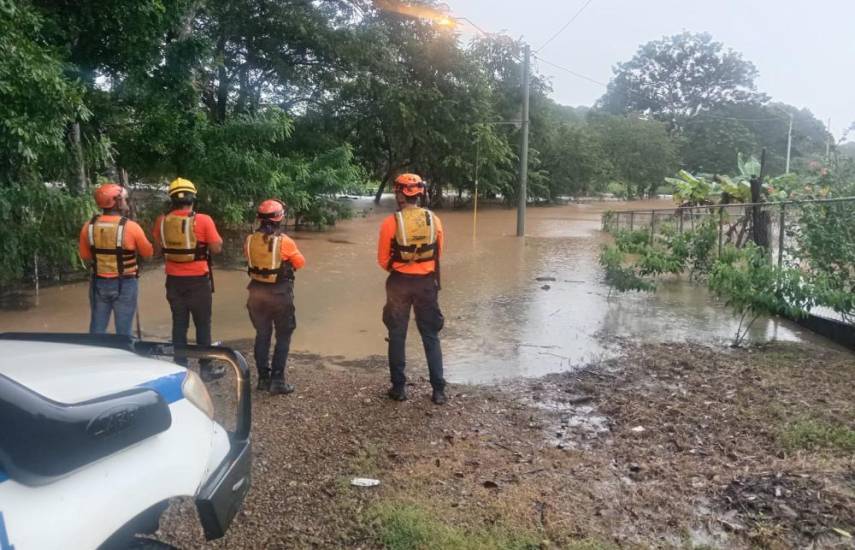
[588,113,679,197]
[539,121,611,198]
[0,3,87,183]
[681,116,758,174]
[598,32,766,125]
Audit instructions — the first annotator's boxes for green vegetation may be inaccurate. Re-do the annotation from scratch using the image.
[780,419,855,452]
[370,503,543,550]
[708,245,812,346]
[2,0,852,287]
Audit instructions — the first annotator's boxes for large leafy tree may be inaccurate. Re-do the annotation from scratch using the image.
[0,2,87,182]
[588,113,679,197]
[598,32,766,125]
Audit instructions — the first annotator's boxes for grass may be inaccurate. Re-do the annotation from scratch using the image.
[369,502,614,550]
[371,502,538,550]
[779,419,855,452]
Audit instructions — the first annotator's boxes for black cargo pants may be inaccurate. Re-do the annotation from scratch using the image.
[383,271,445,390]
[166,275,213,367]
[247,280,296,380]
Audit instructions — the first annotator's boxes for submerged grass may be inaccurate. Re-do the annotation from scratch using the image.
[780,419,855,452]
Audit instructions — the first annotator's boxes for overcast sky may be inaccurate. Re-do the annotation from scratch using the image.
[448,0,854,141]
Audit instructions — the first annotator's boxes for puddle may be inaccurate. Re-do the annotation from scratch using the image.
[0,197,824,384]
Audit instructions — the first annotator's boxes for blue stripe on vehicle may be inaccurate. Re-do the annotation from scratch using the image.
[0,511,13,550]
[138,371,187,405]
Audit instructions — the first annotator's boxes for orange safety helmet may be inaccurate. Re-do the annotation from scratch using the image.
[257,199,285,222]
[394,173,426,197]
[94,183,126,209]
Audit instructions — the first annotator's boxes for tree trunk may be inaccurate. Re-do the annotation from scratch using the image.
[216,36,228,123]
[236,63,249,115]
[68,122,87,195]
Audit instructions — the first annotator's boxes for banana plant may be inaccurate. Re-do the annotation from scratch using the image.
[667,169,714,206]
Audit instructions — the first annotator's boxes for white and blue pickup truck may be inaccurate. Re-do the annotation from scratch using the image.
[0,333,252,550]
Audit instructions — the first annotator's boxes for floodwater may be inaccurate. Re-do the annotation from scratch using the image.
[0,197,818,384]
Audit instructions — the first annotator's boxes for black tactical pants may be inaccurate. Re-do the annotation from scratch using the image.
[247,280,296,380]
[383,271,445,390]
[166,275,212,366]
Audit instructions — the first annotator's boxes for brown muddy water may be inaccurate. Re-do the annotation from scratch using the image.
[0,197,818,383]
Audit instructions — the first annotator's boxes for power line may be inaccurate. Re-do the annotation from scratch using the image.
[691,113,788,123]
[536,0,596,53]
[533,54,607,87]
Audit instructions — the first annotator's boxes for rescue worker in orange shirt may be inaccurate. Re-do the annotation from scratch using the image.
[377,173,447,405]
[152,178,224,381]
[79,183,154,336]
[244,199,306,395]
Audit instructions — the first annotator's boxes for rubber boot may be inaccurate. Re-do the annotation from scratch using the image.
[387,385,407,401]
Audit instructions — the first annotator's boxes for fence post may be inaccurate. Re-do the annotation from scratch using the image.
[33,252,39,305]
[650,209,656,240]
[679,209,684,233]
[718,207,724,256]
[778,203,786,267]
[630,211,635,231]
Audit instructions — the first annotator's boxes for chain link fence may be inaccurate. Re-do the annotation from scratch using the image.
[602,197,855,325]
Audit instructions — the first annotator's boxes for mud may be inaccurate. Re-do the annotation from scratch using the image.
[155,338,855,549]
[0,197,818,385]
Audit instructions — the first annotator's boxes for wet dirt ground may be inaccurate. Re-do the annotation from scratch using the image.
[0,197,815,384]
[156,338,855,549]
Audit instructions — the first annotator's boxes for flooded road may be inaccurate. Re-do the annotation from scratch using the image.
[0,197,816,383]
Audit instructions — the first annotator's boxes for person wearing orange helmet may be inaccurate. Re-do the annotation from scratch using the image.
[377,173,447,404]
[152,178,224,381]
[78,183,153,336]
[244,199,306,394]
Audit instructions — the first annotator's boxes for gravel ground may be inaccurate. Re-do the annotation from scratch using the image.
[155,339,855,549]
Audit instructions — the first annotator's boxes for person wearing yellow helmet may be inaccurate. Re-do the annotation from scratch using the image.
[377,173,447,405]
[152,177,225,381]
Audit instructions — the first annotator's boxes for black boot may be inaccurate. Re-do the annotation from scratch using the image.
[256,370,271,391]
[387,385,407,401]
[431,388,447,405]
[270,379,295,395]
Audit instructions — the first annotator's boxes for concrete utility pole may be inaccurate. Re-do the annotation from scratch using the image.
[516,43,531,237]
[785,113,793,174]
[826,118,832,161]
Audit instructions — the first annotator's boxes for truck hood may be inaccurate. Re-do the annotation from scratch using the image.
[0,340,185,403]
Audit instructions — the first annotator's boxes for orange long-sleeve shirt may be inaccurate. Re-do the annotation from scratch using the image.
[377,209,444,275]
[79,215,154,277]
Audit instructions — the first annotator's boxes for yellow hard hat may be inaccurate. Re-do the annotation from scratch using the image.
[168,177,197,197]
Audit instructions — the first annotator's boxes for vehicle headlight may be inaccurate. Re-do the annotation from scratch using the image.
[182,370,214,419]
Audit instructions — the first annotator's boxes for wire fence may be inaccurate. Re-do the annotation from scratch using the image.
[601,197,855,325]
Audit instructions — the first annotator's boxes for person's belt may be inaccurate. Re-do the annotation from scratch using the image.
[390,270,434,279]
[93,273,139,280]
